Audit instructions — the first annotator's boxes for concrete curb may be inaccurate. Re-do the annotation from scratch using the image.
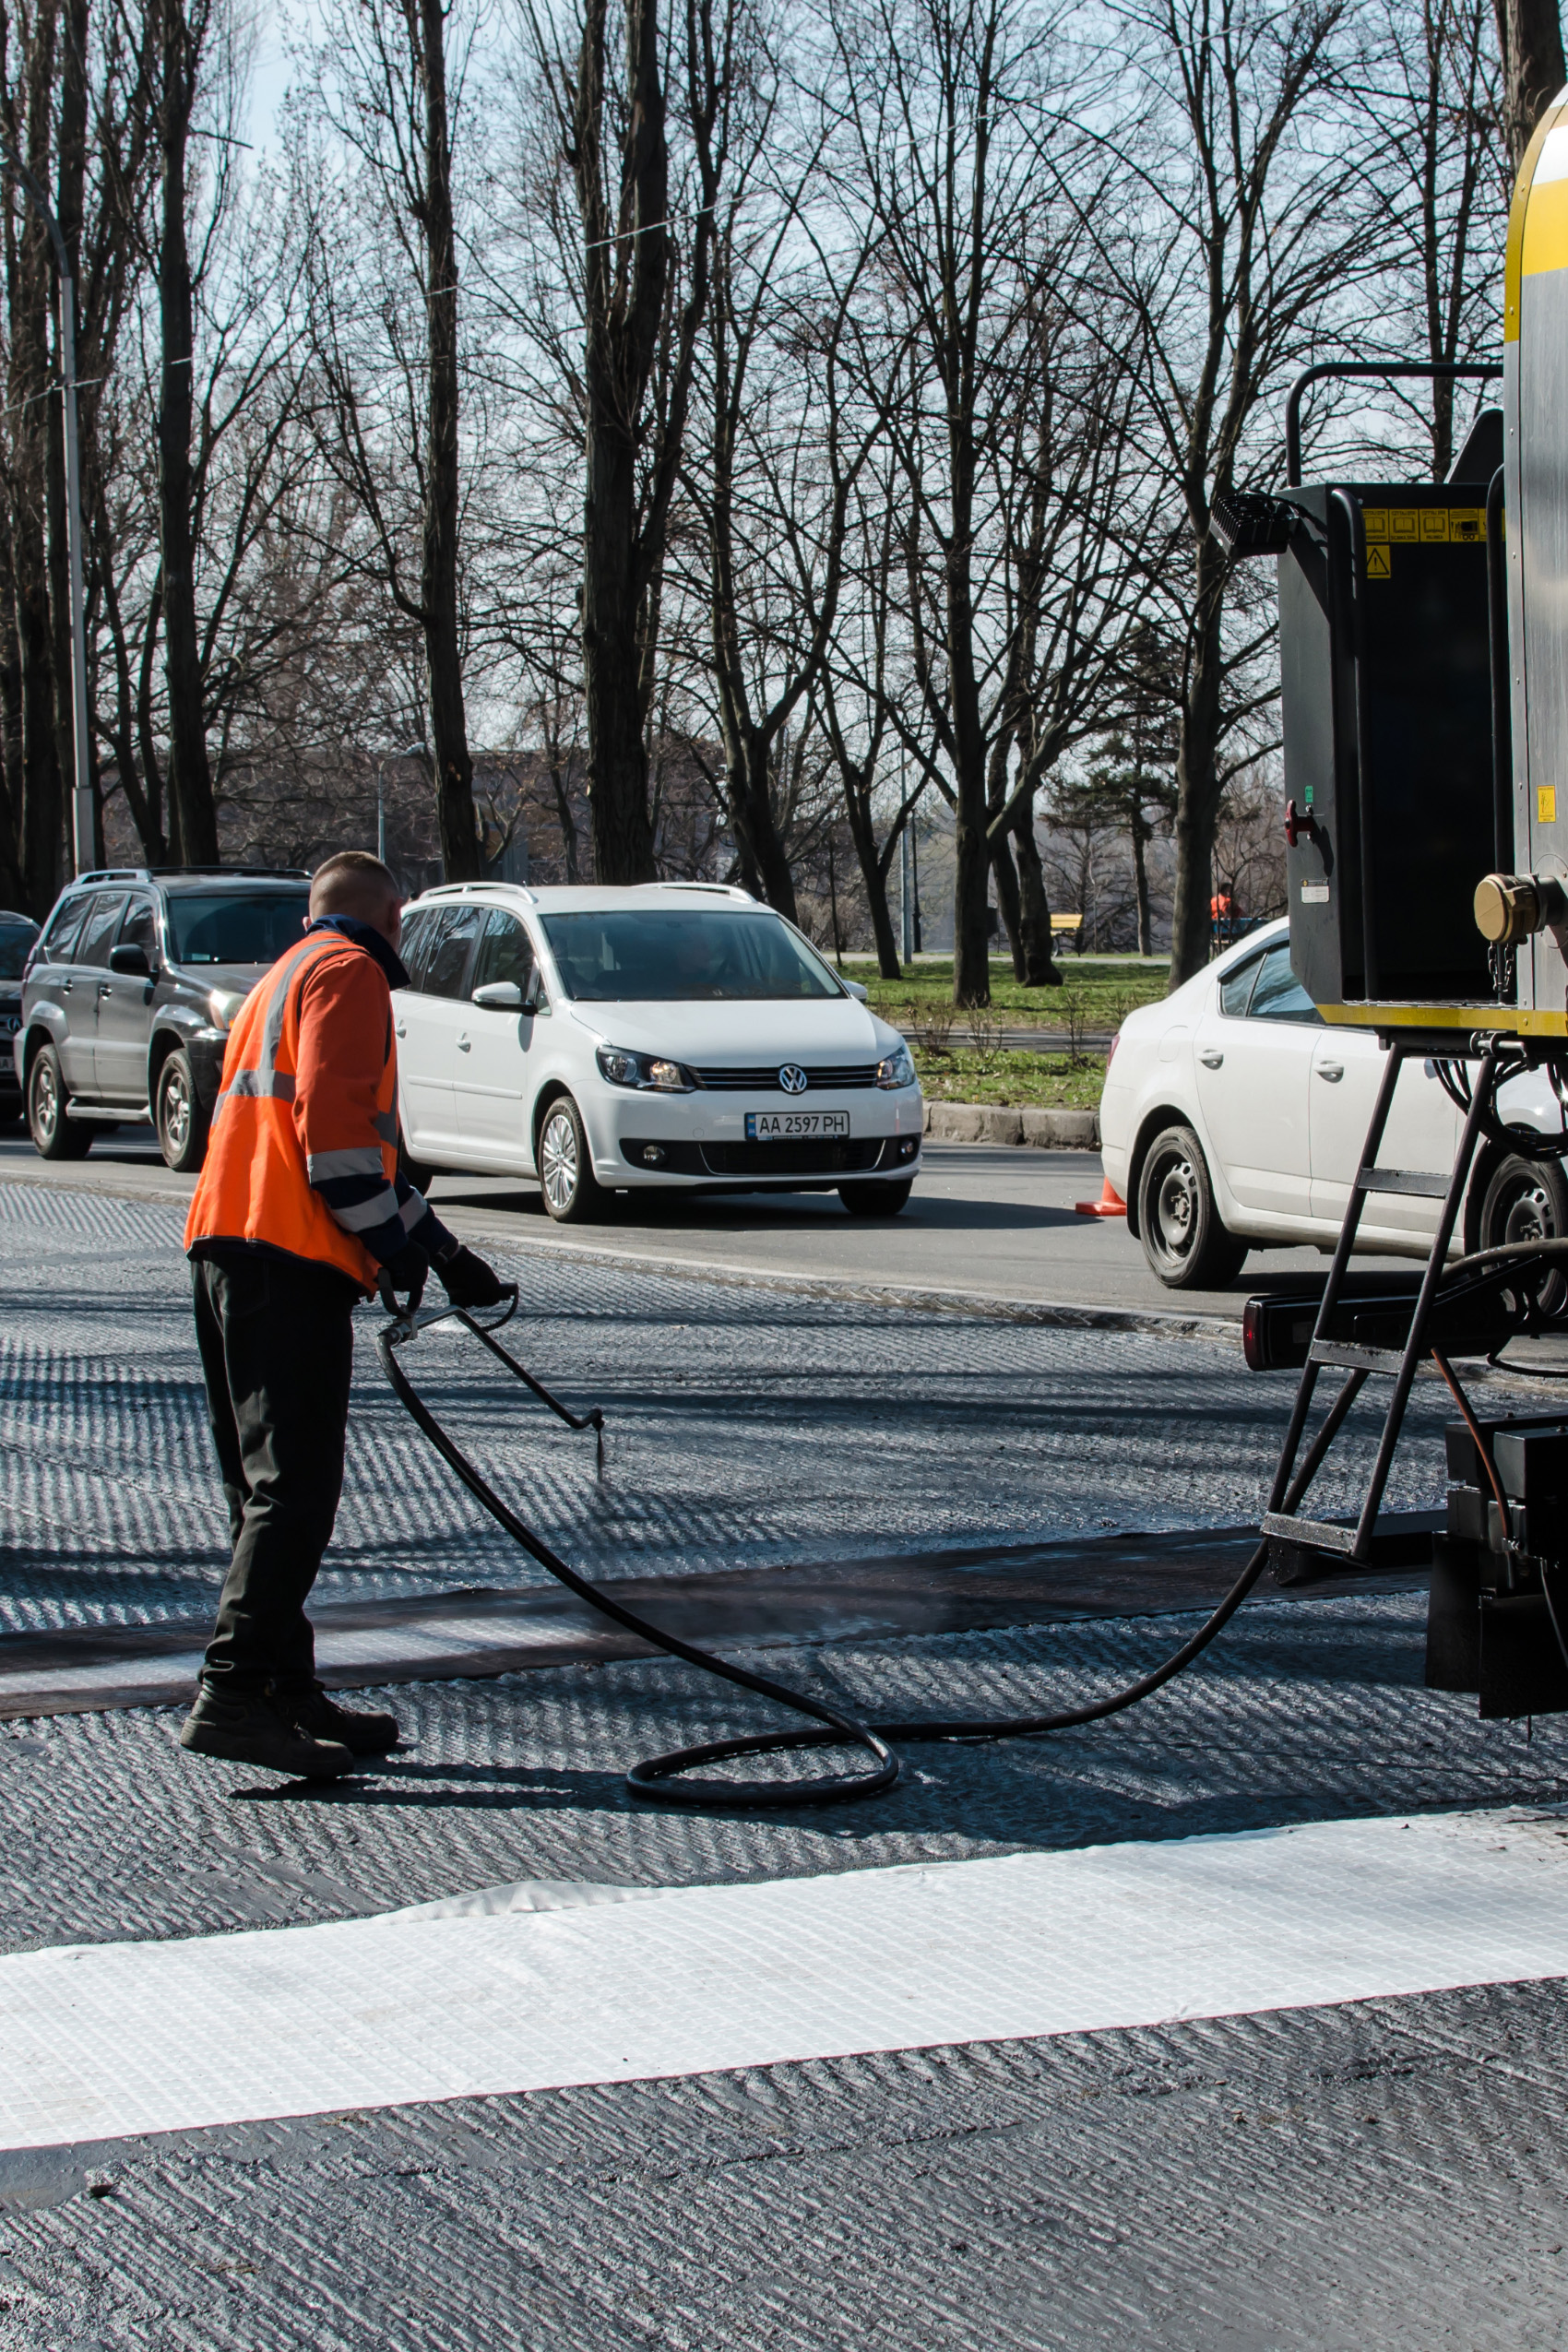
[923,1100,1100,1148]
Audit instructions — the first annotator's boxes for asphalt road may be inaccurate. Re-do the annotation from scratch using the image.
[0,1125,1427,1324]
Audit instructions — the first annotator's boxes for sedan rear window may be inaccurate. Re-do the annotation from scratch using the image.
[167,892,310,966]
[1244,944,1324,1025]
[540,908,840,1002]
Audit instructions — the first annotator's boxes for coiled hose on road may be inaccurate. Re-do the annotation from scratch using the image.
[377,1229,1568,1807]
[376,1287,1281,1807]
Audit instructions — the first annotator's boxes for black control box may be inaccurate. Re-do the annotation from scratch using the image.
[1277,483,1497,1009]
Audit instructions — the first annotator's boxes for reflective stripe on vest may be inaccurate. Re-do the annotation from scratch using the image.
[184,931,399,1289]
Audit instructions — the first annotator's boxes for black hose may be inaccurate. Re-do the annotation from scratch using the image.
[375,1289,1270,1808]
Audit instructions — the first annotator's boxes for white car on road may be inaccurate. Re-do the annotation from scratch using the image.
[392,880,923,1220]
[1100,920,1567,1289]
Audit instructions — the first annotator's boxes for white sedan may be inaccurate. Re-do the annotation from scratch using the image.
[1099,920,1568,1289]
[391,880,924,1220]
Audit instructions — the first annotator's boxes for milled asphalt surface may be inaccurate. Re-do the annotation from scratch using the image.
[3,1164,1568,2346]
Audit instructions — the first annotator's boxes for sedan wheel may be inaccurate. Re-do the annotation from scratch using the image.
[1477,1151,1568,1320]
[538,1096,607,1223]
[1135,1123,1247,1289]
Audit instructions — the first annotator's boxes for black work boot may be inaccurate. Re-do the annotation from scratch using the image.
[288,1683,402,1756]
[178,1683,354,1780]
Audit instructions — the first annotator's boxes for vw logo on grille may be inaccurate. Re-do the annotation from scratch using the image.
[778,1063,808,1095]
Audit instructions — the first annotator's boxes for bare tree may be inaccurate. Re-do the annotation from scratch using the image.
[1069,0,1379,988]
[1362,0,1508,475]
[680,84,876,920]
[520,0,731,884]
[829,0,1141,1003]
[819,457,925,977]
[304,0,484,880]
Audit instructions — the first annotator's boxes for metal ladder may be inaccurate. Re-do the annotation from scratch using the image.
[1259,1037,1509,1562]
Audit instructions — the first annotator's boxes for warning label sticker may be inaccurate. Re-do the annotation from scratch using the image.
[1366,545,1392,578]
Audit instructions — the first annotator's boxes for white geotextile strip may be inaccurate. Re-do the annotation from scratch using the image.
[3,1808,1568,2152]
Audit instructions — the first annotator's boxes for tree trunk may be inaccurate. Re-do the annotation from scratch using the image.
[46,0,87,843]
[1497,0,1566,165]
[574,0,668,886]
[420,0,480,882]
[547,752,580,884]
[1132,807,1152,957]
[1168,535,1228,987]
[582,353,659,884]
[944,420,991,1000]
[1011,795,1061,985]
[840,769,901,978]
[156,0,217,866]
[988,825,1024,975]
[0,515,25,907]
[727,731,798,920]
[7,5,64,912]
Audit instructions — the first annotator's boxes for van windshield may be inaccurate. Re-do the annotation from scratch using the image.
[167,892,310,966]
[540,908,841,1002]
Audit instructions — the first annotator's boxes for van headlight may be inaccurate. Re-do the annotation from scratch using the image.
[596,1045,695,1093]
[875,1044,917,1090]
[208,988,247,1031]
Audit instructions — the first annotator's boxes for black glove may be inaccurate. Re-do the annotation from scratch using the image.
[381,1242,429,1313]
[437,1244,507,1310]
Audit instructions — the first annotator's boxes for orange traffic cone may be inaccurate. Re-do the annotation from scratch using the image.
[1075,1176,1127,1218]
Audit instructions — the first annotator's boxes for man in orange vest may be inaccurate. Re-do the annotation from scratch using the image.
[180,849,505,1780]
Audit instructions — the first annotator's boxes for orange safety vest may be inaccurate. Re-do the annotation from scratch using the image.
[184,929,401,1291]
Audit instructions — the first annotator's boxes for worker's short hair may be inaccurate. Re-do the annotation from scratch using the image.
[310,850,400,913]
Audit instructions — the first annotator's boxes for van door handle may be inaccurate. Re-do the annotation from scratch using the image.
[1198,1049,1223,1068]
[457,1034,471,1051]
[98,981,113,998]
[1317,1063,1344,1082]
[396,1022,407,1039]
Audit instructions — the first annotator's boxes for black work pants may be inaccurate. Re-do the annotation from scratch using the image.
[192,1252,357,1693]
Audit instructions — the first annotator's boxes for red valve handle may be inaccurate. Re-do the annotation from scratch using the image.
[1284,799,1317,849]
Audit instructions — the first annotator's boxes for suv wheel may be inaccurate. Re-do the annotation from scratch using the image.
[27,1044,92,1160]
[1477,1151,1568,1320]
[155,1050,209,1172]
[839,1179,913,1218]
[1135,1123,1247,1289]
[538,1095,607,1222]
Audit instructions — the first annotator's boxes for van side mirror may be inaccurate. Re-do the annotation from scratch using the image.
[844,978,869,1003]
[109,943,154,978]
[471,980,524,1010]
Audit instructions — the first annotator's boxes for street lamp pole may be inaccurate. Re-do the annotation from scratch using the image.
[0,140,91,880]
[375,740,426,865]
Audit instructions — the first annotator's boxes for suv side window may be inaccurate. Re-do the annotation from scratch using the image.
[76,892,129,969]
[471,909,534,994]
[118,897,160,958]
[423,905,482,999]
[1244,944,1324,1026]
[42,897,95,963]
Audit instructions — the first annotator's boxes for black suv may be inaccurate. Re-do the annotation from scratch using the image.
[0,909,41,1121]
[20,867,311,1169]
